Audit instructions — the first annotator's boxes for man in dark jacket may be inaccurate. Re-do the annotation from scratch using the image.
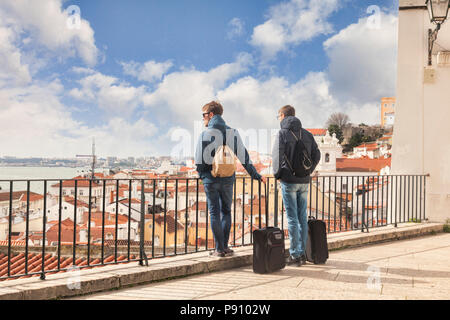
[195,101,265,257]
[272,105,321,266]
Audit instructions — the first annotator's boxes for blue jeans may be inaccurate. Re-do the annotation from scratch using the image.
[203,181,234,252]
[281,182,309,258]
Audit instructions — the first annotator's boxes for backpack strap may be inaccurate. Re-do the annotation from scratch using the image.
[284,129,313,173]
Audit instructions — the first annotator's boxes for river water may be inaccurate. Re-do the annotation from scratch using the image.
[0,167,109,194]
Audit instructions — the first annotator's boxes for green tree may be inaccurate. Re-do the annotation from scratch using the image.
[349,132,364,148]
[328,124,344,144]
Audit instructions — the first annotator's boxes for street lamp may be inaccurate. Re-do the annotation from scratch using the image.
[426,0,450,65]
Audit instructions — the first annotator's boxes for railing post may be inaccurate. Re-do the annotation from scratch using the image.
[41,180,47,280]
[361,182,369,233]
[139,179,148,266]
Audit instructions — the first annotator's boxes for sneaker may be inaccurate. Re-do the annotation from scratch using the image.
[299,254,307,265]
[209,250,225,258]
[224,248,234,256]
[286,255,301,266]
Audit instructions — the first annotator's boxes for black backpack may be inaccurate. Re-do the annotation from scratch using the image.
[283,130,313,178]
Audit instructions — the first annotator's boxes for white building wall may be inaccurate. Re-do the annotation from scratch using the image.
[392,1,450,222]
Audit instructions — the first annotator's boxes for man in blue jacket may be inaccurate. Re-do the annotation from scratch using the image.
[195,101,266,257]
[272,105,321,266]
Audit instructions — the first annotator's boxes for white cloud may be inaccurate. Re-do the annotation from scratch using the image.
[323,11,398,104]
[142,52,254,124]
[0,0,99,67]
[71,66,96,75]
[227,18,245,40]
[217,71,337,130]
[70,71,148,116]
[0,25,32,86]
[121,60,174,83]
[0,79,160,157]
[250,0,340,61]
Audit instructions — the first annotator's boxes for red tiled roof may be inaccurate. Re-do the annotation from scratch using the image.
[63,196,89,208]
[0,191,25,203]
[20,192,44,202]
[0,240,26,246]
[51,178,101,188]
[0,252,136,281]
[336,158,391,172]
[305,129,327,136]
[178,185,205,193]
[355,143,378,149]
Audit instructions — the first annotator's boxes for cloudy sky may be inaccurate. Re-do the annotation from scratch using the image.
[0,0,399,158]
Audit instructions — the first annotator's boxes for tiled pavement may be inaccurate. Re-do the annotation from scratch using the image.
[70,232,450,300]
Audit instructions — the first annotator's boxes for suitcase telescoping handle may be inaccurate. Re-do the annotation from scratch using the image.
[264,180,279,229]
[264,181,269,227]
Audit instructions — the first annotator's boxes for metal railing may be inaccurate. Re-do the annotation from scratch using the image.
[0,174,428,281]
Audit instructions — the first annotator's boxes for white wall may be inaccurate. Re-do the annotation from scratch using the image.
[392,0,450,222]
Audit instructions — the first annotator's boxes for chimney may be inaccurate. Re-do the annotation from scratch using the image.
[79,229,87,243]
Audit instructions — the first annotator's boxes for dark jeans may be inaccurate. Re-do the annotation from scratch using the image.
[203,181,234,253]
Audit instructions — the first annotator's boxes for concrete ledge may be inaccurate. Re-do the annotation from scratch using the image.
[0,222,444,300]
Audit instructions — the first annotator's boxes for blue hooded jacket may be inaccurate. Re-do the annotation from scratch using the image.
[195,115,262,184]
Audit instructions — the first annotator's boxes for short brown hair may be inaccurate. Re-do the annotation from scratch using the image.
[279,105,295,117]
[202,101,223,115]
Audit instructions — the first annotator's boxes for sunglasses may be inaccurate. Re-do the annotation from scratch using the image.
[202,112,210,119]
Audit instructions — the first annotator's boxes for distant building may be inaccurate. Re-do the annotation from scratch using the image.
[305,128,328,144]
[381,97,395,128]
[315,130,343,174]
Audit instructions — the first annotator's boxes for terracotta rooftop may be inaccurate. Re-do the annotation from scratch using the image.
[354,143,378,149]
[20,192,44,203]
[63,196,89,208]
[0,191,26,203]
[336,158,391,172]
[0,252,135,281]
[305,129,327,136]
[51,178,101,188]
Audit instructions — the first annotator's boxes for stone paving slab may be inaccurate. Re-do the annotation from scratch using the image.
[73,228,450,301]
[0,222,445,300]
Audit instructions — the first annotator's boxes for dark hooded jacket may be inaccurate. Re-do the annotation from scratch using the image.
[195,115,262,184]
[272,116,321,184]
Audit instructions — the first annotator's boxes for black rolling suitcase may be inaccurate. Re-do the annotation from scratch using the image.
[253,184,286,274]
[305,216,329,264]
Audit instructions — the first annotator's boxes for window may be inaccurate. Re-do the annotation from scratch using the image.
[80,190,84,196]
[325,153,330,163]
